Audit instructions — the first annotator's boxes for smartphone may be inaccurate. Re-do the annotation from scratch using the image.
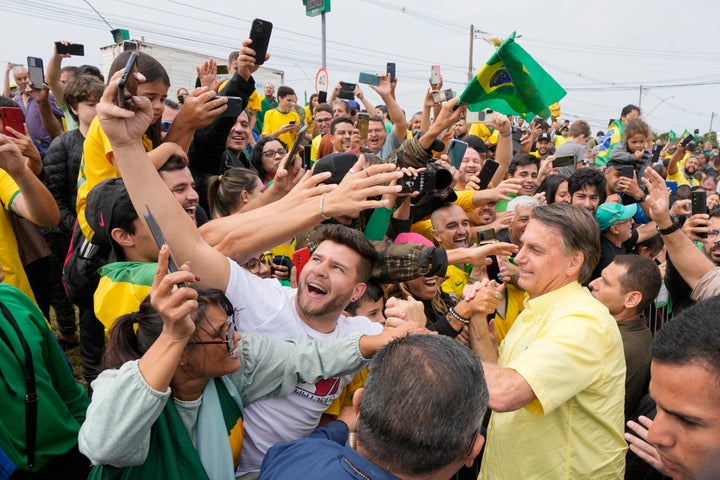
[117,52,139,108]
[272,255,293,275]
[478,109,496,123]
[681,134,694,147]
[55,42,84,56]
[430,65,441,85]
[651,144,662,162]
[317,90,327,104]
[486,255,502,284]
[431,88,454,104]
[620,165,634,179]
[478,228,496,242]
[293,247,311,277]
[26,56,44,90]
[216,65,229,75]
[0,107,25,138]
[447,139,468,169]
[476,159,499,190]
[338,82,355,100]
[553,155,575,168]
[143,205,187,287]
[218,96,243,118]
[358,72,381,86]
[249,18,273,65]
[283,124,309,170]
[386,62,396,83]
[357,113,369,140]
[692,190,708,238]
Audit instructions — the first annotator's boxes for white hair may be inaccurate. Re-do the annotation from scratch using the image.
[506,195,539,213]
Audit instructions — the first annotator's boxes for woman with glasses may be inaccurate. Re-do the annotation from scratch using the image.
[80,247,409,478]
[250,136,287,187]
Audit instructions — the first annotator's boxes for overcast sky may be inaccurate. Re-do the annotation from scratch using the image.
[2,0,719,135]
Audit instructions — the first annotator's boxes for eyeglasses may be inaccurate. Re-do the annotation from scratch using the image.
[315,117,331,123]
[187,310,238,353]
[241,257,263,274]
[161,121,172,133]
[262,149,287,158]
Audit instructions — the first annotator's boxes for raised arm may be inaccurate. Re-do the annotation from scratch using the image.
[95,71,232,291]
[0,135,59,226]
[45,41,70,107]
[369,74,407,142]
[642,166,714,289]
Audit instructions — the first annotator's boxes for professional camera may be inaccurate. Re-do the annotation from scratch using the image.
[399,163,453,196]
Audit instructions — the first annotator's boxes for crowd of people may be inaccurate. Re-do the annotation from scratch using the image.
[1,33,720,480]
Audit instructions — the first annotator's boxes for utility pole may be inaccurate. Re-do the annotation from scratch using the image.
[321,11,326,68]
[638,85,643,109]
[468,24,474,83]
[709,111,715,137]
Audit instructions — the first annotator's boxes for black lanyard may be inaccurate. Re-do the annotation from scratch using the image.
[0,301,38,470]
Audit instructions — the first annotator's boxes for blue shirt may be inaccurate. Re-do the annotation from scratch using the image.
[259,421,400,480]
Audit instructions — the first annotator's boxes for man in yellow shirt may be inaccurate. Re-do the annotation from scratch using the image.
[468,203,627,479]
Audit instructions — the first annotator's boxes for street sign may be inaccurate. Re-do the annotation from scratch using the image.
[315,68,329,94]
[305,0,331,17]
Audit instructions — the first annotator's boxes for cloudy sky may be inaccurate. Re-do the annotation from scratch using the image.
[2,0,718,135]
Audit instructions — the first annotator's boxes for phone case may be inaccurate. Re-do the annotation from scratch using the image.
[26,56,44,89]
[448,139,468,169]
[293,247,311,277]
[0,107,25,137]
[358,72,380,86]
[250,19,273,65]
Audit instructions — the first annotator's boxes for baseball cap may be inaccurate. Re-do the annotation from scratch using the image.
[85,177,135,257]
[595,202,637,231]
[538,132,552,142]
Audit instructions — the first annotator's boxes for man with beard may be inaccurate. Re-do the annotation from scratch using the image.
[531,131,553,159]
[663,207,720,314]
[667,152,700,188]
[363,74,407,159]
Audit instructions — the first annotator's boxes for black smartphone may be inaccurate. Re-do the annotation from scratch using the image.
[117,52,139,108]
[357,113,369,140]
[620,166,634,179]
[478,228,496,242]
[26,56,44,90]
[386,62,396,83]
[218,96,243,118]
[317,90,327,104]
[144,205,187,287]
[553,155,575,168]
[338,82,355,100]
[486,255,502,283]
[681,134,694,147]
[284,124,309,170]
[651,144,662,162]
[55,42,85,56]
[447,139,468,169]
[692,190,708,238]
[216,65,229,75]
[249,18,273,65]
[476,159,499,190]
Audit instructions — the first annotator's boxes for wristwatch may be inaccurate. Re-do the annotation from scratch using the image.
[657,217,681,235]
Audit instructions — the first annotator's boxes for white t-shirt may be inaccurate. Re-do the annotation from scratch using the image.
[226,260,381,475]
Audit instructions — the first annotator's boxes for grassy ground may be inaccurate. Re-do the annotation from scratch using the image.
[50,308,87,390]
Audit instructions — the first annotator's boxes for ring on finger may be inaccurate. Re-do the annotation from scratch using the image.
[348,168,357,174]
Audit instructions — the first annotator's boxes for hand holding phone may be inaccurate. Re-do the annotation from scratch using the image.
[293,247,311,277]
[55,42,84,56]
[144,205,187,287]
[117,52,139,109]
[283,124,309,170]
[447,139,468,169]
[476,159,499,190]
[26,56,44,90]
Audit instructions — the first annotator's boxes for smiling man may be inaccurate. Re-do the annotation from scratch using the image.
[505,154,540,196]
[468,203,627,479]
[431,204,472,300]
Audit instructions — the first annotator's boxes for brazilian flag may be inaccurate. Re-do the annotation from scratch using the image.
[668,130,677,142]
[459,32,566,120]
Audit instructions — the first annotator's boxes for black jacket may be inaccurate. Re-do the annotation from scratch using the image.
[42,129,85,235]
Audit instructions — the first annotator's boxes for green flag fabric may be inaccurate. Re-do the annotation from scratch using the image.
[459,32,566,120]
[668,130,677,142]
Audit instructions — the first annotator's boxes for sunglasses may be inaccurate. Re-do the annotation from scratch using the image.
[187,310,238,353]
